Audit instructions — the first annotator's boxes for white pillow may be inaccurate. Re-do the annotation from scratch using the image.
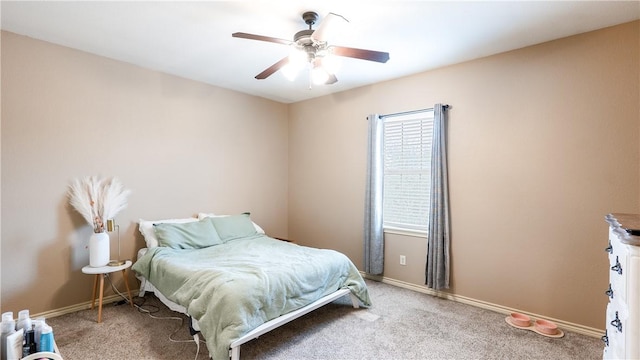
[139,217,199,248]
[197,213,265,234]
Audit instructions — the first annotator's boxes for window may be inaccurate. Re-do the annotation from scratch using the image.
[382,109,434,233]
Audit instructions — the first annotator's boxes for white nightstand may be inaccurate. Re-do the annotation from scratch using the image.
[81,260,134,323]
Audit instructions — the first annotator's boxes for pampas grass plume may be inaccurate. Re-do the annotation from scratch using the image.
[68,176,131,232]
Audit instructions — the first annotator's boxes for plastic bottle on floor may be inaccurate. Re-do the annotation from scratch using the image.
[16,310,32,334]
[33,317,46,352]
[39,324,55,353]
[0,312,16,360]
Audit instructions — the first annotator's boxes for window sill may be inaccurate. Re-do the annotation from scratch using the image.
[384,227,427,238]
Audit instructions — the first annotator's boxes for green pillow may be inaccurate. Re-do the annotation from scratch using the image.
[153,218,222,249]
[208,213,258,242]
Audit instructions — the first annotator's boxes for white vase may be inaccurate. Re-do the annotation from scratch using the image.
[89,232,110,267]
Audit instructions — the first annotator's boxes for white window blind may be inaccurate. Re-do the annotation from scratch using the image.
[382,109,434,232]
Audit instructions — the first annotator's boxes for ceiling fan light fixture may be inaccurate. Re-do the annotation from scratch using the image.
[321,53,341,74]
[288,47,308,67]
[311,64,331,85]
[281,63,298,81]
[281,47,307,81]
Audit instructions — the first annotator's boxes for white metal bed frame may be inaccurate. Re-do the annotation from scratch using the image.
[228,288,358,360]
[136,251,360,360]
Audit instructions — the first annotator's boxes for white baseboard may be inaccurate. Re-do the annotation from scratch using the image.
[32,290,140,320]
[362,273,604,339]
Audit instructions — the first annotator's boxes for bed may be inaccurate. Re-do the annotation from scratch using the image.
[131,213,371,360]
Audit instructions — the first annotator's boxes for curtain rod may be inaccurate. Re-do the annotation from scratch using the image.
[378,104,450,119]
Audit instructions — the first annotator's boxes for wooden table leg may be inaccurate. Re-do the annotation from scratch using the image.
[90,274,99,310]
[97,274,105,323]
[122,269,134,308]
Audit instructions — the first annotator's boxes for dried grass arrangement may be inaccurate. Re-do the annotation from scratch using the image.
[68,176,131,233]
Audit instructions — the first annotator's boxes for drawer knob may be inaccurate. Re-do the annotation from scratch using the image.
[605,242,613,254]
[610,311,622,332]
[611,256,622,275]
[605,284,614,299]
[601,329,609,347]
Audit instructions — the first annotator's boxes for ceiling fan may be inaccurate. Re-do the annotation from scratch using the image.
[232,11,390,85]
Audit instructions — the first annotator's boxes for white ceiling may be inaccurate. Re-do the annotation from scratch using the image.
[2,1,639,104]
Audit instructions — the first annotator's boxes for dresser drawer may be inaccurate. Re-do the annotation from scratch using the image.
[605,300,627,358]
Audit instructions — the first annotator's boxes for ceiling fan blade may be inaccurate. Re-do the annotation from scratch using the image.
[325,73,338,85]
[331,46,390,63]
[311,12,348,42]
[255,57,290,79]
[232,32,292,46]
[314,57,338,85]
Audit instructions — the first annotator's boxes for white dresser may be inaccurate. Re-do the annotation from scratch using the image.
[603,213,640,359]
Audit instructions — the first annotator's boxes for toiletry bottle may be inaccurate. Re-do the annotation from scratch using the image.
[5,330,22,360]
[16,310,32,334]
[33,317,45,353]
[39,324,55,353]
[22,329,36,357]
[0,312,16,360]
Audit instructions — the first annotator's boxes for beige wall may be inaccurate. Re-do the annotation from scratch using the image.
[288,21,639,329]
[0,31,289,314]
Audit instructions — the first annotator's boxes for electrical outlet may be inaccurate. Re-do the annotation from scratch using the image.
[400,255,406,266]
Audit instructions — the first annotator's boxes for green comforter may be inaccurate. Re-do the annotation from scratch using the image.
[132,235,371,360]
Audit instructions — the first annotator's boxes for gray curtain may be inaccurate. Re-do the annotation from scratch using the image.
[426,104,450,290]
[364,114,384,275]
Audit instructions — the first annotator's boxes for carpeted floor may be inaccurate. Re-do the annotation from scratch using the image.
[47,280,603,359]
